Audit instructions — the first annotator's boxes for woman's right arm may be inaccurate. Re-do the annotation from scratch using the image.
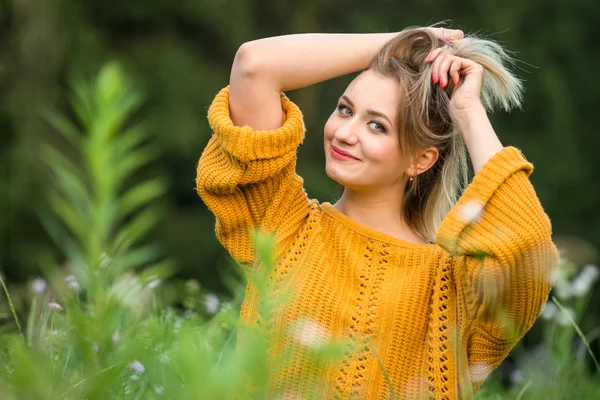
[229,29,464,130]
[230,33,396,130]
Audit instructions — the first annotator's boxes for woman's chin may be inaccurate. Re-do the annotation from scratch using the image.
[325,165,354,188]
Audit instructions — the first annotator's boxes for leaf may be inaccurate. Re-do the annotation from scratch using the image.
[71,76,95,132]
[40,146,92,217]
[113,124,149,156]
[36,203,79,253]
[53,166,92,213]
[90,101,140,143]
[120,87,144,108]
[96,62,126,107]
[41,145,91,212]
[112,205,163,253]
[93,65,143,141]
[139,259,176,282]
[119,178,168,218]
[552,296,600,374]
[41,145,85,183]
[0,272,22,337]
[112,90,144,124]
[107,244,162,277]
[48,192,88,245]
[40,107,83,149]
[113,145,161,189]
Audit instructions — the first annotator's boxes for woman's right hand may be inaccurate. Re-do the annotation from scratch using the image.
[426,27,464,43]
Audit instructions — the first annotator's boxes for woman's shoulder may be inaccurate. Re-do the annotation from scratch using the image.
[205,85,307,164]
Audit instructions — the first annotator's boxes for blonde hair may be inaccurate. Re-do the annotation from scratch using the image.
[368,26,524,242]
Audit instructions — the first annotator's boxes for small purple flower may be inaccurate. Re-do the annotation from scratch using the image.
[129,360,145,374]
[65,275,81,292]
[204,293,220,314]
[147,279,162,289]
[458,199,484,224]
[31,278,47,294]
[290,317,329,349]
[540,301,557,320]
[48,302,64,311]
[469,362,492,383]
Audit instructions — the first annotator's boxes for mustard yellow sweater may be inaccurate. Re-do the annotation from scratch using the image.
[196,86,559,399]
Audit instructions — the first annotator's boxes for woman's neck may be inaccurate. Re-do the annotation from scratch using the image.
[333,187,428,245]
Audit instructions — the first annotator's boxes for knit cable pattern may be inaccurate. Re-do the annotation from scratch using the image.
[426,257,453,400]
[333,239,381,398]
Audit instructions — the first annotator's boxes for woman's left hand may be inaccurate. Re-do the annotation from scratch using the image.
[425,46,484,118]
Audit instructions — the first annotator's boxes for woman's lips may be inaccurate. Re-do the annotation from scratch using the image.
[331,146,359,161]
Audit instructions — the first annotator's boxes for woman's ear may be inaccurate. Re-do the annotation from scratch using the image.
[412,147,439,176]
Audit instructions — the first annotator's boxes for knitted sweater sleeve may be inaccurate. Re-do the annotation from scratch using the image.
[435,146,559,376]
[196,86,310,265]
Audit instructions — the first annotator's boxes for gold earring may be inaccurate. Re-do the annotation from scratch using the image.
[409,175,414,182]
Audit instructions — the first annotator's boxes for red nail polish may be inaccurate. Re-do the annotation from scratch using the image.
[440,77,446,87]
[452,77,458,85]
[432,74,438,84]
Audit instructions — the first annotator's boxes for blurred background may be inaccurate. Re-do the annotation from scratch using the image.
[1,0,599,392]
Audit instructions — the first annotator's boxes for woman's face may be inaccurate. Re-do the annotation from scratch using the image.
[324,69,407,191]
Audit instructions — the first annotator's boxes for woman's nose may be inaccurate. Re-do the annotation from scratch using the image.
[334,121,358,145]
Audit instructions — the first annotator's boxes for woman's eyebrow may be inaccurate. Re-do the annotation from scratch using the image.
[340,94,393,126]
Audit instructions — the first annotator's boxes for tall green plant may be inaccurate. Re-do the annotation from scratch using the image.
[0,62,351,399]
[0,62,174,398]
[40,62,169,289]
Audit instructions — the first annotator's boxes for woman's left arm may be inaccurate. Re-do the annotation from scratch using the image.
[449,104,503,174]
[428,46,560,376]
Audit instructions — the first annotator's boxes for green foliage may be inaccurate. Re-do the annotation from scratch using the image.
[0,64,353,399]
[476,258,600,399]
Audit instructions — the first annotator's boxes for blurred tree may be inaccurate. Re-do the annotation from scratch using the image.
[1,0,598,297]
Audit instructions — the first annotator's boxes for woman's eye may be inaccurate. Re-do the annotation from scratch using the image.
[369,121,386,132]
[337,105,386,132]
[337,104,352,116]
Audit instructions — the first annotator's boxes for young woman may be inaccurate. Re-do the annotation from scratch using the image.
[196,26,559,399]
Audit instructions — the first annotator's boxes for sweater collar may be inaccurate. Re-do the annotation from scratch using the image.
[320,202,437,249]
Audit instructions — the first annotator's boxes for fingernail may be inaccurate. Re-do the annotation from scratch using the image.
[425,54,431,62]
[440,77,446,87]
[432,74,438,84]
[452,76,458,85]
